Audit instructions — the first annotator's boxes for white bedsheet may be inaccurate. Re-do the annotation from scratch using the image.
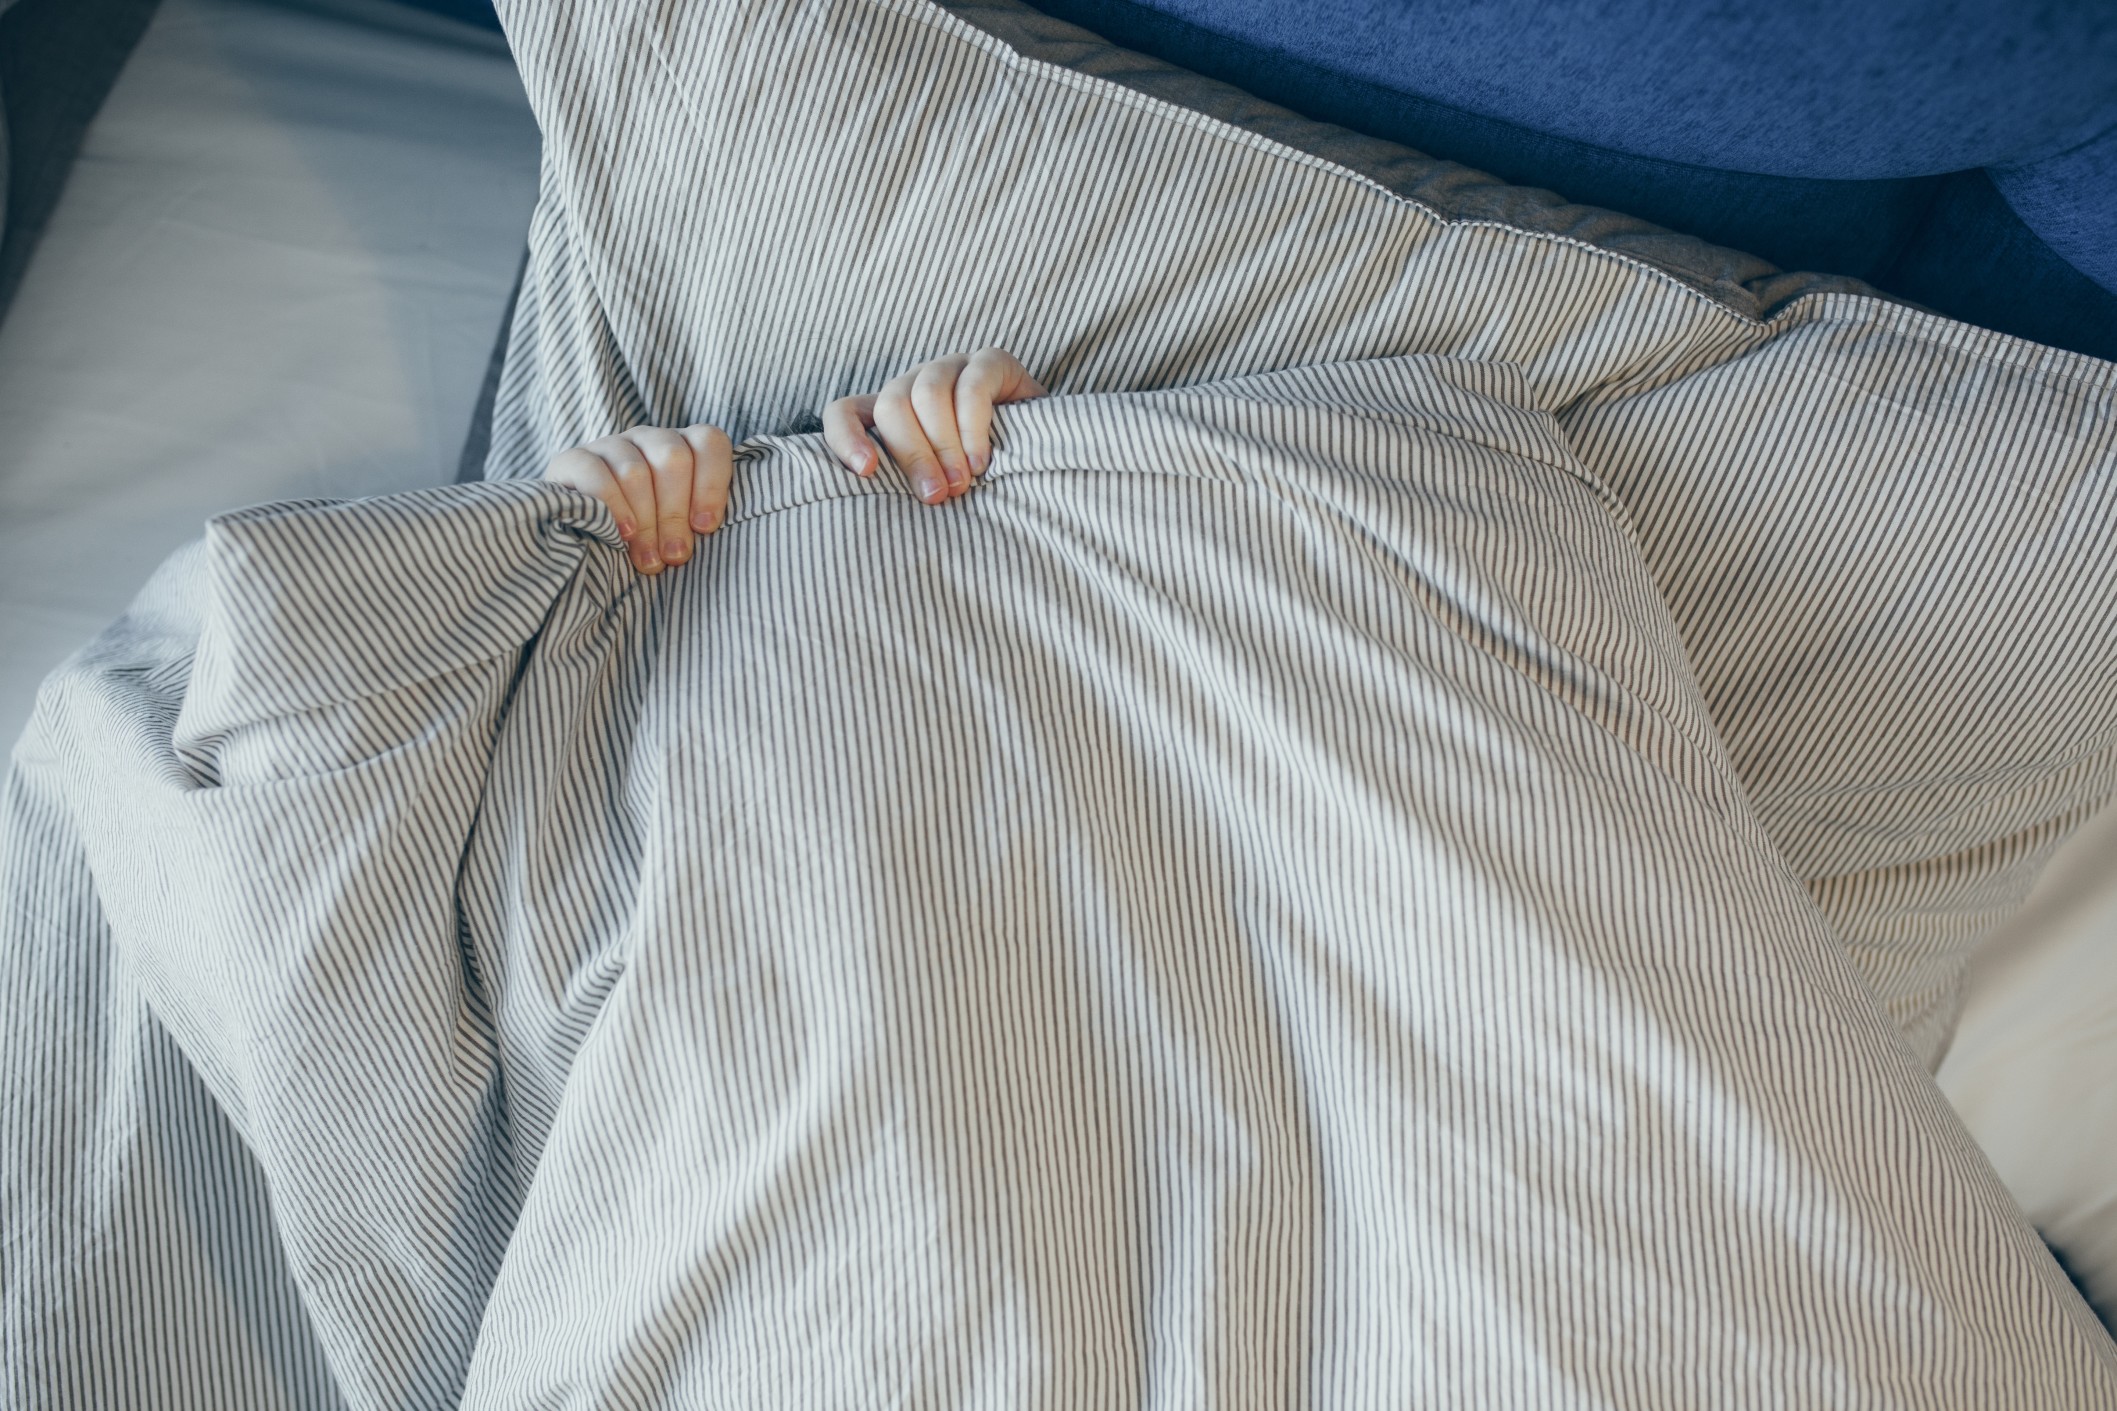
[0,0,539,747]
[1941,800,2117,1317]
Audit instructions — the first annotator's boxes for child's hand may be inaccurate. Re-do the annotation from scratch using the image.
[543,424,733,574]
[823,347,1046,505]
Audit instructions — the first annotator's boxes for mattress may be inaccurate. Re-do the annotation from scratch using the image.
[0,0,540,748]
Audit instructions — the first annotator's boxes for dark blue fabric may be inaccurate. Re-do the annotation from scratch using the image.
[1023,0,2117,360]
[1994,126,2117,296]
[1088,0,2117,179]
[1878,168,2117,362]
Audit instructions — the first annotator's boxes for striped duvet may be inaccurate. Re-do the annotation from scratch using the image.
[491,0,2117,1066]
[7,0,2117,1406]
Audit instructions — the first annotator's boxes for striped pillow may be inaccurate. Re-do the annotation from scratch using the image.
[484,0,2117,1063]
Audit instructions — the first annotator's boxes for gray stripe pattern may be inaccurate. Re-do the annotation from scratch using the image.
[483,0,2117,1064]
[9,0,2117,1402]
[8,356,2116,1405]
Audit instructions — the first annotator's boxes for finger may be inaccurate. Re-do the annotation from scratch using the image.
[543,448,634,543]
[626,426,697,566]
[956,347,1045,478]
[822,395,881,477]
[872,374,950,505]
[910,356,973,496]
[584,434,664,572]
[682,423,734,533]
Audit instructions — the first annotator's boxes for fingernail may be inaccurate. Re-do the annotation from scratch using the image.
[916,474,943,503]
[662,536,686,562]
[943,455,969,490]
[970,450,989,476]
[691,510,713,532]
[617,519,636,538]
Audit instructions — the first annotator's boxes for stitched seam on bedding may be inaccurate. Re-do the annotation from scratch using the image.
[1794,292,2117,393]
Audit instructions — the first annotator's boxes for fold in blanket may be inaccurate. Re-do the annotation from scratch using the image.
[6,358,2110,1408]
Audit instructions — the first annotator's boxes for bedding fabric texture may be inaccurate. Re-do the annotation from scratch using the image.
[486,0,2117,1069]
[7,0,2117,1404]
[8,358,2117,1408]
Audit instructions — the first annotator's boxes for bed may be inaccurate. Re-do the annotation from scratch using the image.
[2,0,2114,1405]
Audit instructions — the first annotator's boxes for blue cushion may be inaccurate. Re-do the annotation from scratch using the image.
[1995,127,2117,297]
[0,0,161,325]
[1064,0,2117,179]
[1879,169,2117,362]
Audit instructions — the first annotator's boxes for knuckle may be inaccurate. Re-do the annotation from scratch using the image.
[911,386,954,423]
